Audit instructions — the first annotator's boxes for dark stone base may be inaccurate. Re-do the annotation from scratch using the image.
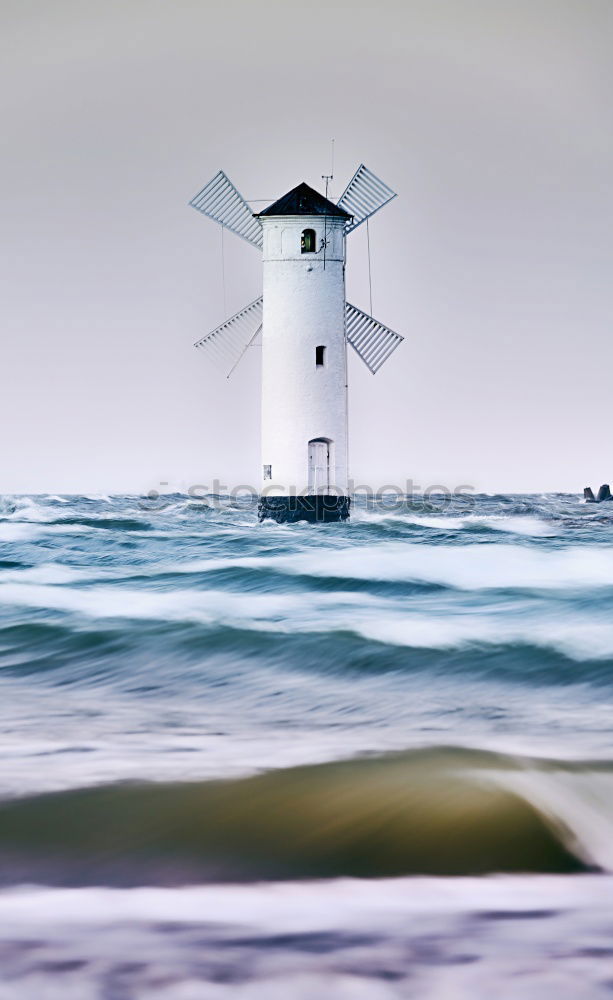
[258,495,351,524]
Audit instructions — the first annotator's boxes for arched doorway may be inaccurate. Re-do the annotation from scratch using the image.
[308,438,331,492]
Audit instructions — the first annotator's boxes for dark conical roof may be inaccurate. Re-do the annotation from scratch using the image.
[256,182,352,220]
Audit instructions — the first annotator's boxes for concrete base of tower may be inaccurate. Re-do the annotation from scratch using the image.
[258,495,351,524]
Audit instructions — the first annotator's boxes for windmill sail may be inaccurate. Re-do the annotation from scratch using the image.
[337,165,396,233]
[345,302,403,374]
[189,171,263,250]
[194,297,263,376]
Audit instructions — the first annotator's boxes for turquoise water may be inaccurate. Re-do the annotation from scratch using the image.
[2,492,613,996]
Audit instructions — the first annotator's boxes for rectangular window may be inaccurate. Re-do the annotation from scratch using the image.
[263,464,272,480]
[316,345,326,367]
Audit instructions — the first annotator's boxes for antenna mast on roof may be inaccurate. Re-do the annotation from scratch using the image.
[321,139,335,270]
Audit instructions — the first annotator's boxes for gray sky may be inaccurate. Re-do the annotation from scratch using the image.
[2,0,612,494]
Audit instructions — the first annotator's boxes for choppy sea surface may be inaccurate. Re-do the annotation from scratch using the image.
[2,491,613,998]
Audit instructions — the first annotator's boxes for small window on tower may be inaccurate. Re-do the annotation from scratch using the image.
[316,345,326,367]
[301,228,316,253]
[263,464,272,480]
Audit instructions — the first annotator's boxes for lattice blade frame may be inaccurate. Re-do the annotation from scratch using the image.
[337,165,397,234]
[189,171,263,250]
[195,297,263,375]
[345,302,403,374]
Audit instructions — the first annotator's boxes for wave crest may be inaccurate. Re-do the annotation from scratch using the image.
[0,747,610,885]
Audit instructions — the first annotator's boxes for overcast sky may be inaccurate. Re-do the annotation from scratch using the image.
[2,0,612,494]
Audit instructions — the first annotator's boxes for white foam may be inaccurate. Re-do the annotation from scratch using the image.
[5,499,56,523]
[0,511,95,538]
[0,874,610,927]
[462,514,555,536]
[0,564,88,585]
[266,542,613,591]
[352,509,556,537]
[0,523,40,542]
[162,542,613,592]
[356,614,613,661]
[0,876,610,1000]
[0,581,355,628]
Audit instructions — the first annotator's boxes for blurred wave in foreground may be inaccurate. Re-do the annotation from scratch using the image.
[2,492,613,996]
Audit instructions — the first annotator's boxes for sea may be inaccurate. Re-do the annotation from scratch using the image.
[1,491,613,998]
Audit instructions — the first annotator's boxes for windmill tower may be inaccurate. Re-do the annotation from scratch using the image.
[190,165,403,523]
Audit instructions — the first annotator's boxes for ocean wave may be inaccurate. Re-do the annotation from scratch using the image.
[2,580,613,661]
[0,519,141,540]
[0,746,610,885]
[351,510,556,537]
[47,516,152,531]
[267,542,613,590]
[155,542,613,592]
[0,495,150,531]
[0,581,308,624]
[354,615,613,662]
[463,514,556,536]
[3,615,613,694]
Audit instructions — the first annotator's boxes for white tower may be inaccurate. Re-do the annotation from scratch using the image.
[190,166,404,523]
[257,184,350,522]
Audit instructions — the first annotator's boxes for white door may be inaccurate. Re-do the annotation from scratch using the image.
[308,440,330,493]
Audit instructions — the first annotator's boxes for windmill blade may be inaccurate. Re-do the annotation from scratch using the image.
[195,296,263,377]
[189,171,263,250]
[337,165,397,233]
[345,302,403,374]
